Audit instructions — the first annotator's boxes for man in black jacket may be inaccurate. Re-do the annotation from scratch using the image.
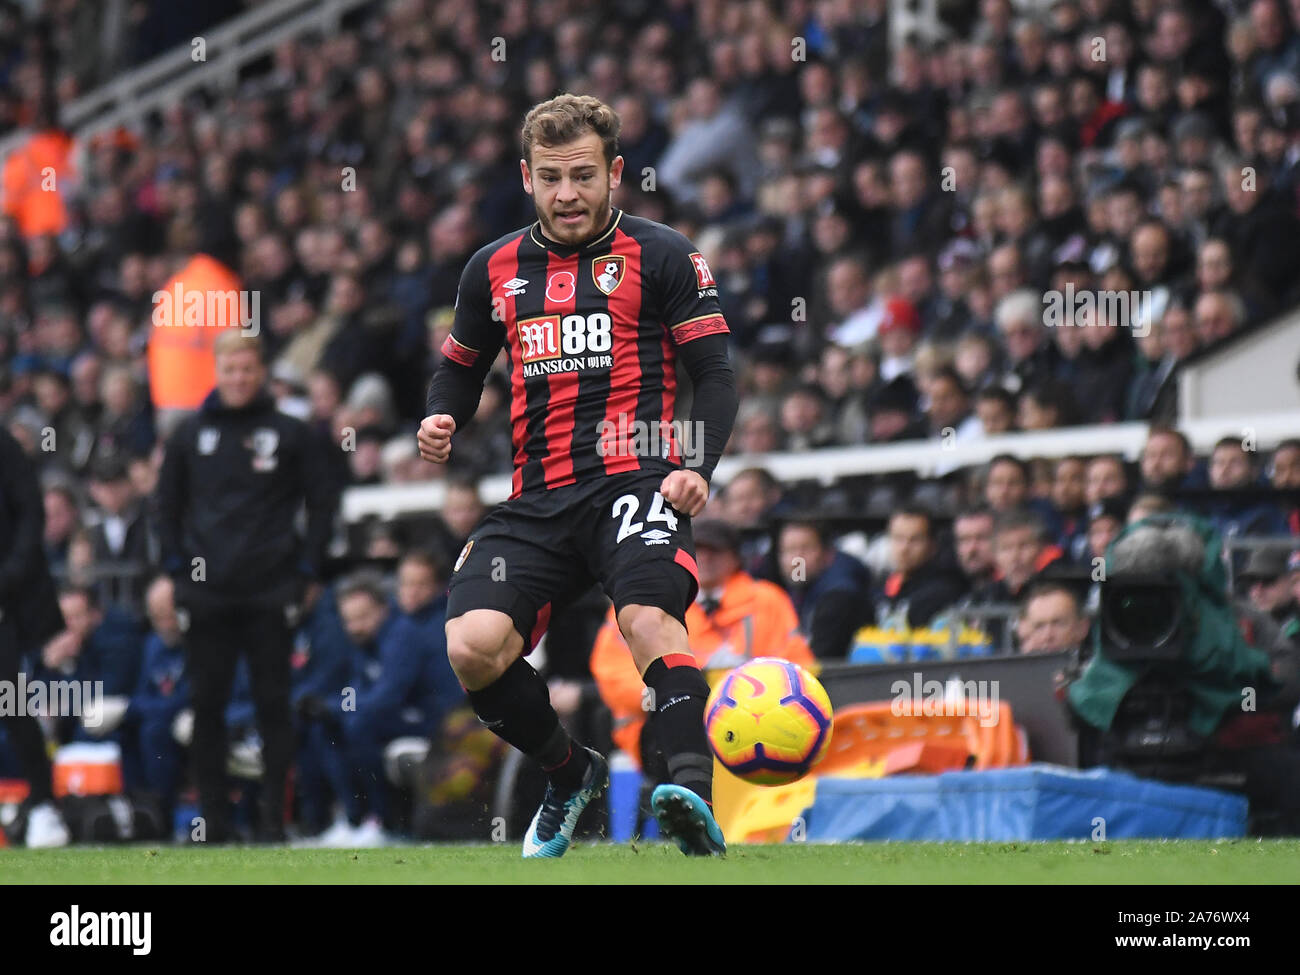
[776,518,873,659]
[0,428,69,846]
[156,330,338,842]
[874,505,969,629]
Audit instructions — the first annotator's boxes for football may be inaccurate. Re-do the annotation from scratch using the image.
[704,657,834,786]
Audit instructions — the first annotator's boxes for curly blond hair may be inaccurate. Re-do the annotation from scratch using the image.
[520,93,620,166]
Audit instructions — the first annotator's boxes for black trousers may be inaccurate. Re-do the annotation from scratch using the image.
[0,615,54,804]
[183,603,293,839]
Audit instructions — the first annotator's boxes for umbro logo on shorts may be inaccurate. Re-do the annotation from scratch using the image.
[640,529,672,545]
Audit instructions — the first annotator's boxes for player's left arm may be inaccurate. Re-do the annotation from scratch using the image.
[422,249,503,463]
[656,234,739,516]
[662,333,736,515]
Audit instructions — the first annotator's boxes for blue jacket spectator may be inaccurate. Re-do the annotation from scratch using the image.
[331,572,430,829]
[77,605,146,698]
[33,588,145,745]
[291,585,353,714]
[130,626,188,824]
[401,592,465,732]
[290,584,356,834]
[350,606,442,737]
[131,631,188,726]
[1203,437,1290,545]
[776,520,874,658]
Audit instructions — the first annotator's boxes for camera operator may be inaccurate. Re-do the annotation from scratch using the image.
[1066,515,1300,834]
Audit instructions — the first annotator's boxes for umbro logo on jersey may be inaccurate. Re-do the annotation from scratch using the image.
[640,529,672,545]
[501,277,529,296]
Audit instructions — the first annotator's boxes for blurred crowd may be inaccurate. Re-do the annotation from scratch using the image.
[2,0,1300,838]
[2,0,1300,490]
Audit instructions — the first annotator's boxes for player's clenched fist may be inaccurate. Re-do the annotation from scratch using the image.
[659,469,709,517]
[418,414,456,463]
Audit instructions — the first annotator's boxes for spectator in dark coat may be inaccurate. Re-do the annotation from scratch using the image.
[86,453,156,607]
[1202,436,1290,540]
[889,148,957,257]
[128,575,189,829]
[874,506,968,629]
[0,426,68,846]
[42,586,145,703]
[39,585,146,783]
[776,518,873,659]
[393,549,464,726]
[291,584,356,837]
[1072,310,1136,425]
[328,571,446,842]
[1212,158,1300,307]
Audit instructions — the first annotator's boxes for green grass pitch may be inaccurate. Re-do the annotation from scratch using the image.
[2,840,1298,884]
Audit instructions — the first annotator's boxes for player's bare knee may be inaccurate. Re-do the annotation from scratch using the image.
[618,604,681,660]
[446,612,518,688]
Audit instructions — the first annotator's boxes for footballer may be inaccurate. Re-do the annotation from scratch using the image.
[419,94,738,857]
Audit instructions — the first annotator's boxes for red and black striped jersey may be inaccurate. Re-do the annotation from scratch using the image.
[438,208,730,498]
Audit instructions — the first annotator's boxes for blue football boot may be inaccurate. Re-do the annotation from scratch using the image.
[522,747,609,858]
[650,783,727,856]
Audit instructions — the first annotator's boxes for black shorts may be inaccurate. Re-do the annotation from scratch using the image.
[446,469,700,648]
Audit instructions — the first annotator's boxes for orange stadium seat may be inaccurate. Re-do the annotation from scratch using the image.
[819,701,1029,774]
[714,700,1029,842]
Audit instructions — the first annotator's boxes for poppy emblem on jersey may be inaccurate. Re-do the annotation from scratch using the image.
[516,314,561,363]
[592,255,625,296]
[689,251,715,289]
[545,270,576,303]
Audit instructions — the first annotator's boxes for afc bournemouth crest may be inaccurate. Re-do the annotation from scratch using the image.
[247,427,280,472]
[592,255,625,296]
[454,539,474,572]
[197,427,220,455]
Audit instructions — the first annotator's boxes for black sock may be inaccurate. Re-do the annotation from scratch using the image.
[466,657,590,789]
[536,723,591,789]
[643,654,713,806]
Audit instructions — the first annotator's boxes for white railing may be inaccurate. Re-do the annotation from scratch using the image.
[340,410,1300,522]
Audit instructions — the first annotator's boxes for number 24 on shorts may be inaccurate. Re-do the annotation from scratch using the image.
[612,491,679,543]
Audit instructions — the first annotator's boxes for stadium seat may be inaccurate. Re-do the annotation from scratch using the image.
[819,702,1029,773]
[713,701,1029,842]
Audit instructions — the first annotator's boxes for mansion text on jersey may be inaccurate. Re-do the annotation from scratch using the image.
[521,353,614,377]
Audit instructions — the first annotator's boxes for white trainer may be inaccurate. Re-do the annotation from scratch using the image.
[348,817,392,848]
[25,801,70,848]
